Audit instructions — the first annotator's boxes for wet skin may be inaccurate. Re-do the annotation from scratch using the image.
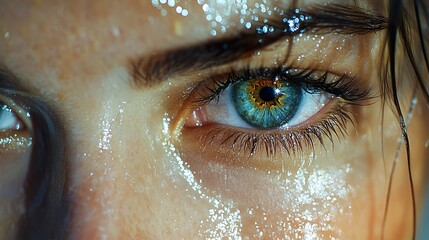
[0,0,428,239]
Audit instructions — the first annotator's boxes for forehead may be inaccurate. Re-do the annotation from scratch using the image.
[0,0,376,89]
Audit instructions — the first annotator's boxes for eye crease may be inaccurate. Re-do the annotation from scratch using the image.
[133,4,388,88]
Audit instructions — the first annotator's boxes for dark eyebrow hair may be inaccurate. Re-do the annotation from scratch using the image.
[130,4,388,88]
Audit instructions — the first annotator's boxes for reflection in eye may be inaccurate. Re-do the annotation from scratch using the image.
[190,70,332,130]
[181,67,373,159]
[0,97,32,239]
[0,104,24,131]
[231,77,305,129]
[0,101,31,154]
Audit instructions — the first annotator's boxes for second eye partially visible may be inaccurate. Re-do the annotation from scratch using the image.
[0,104,25,132]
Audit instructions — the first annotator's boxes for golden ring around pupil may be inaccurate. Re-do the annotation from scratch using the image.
[246,79,285,110]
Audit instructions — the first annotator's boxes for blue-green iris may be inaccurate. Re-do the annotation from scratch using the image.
[232,79,302,129]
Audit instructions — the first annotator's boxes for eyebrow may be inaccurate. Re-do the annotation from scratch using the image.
[131,4,387,88]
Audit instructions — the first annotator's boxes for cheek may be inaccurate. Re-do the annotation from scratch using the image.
[50,77,424,239]
[174,98,418,239]
[176,124,381,239]
[65,94,229,239]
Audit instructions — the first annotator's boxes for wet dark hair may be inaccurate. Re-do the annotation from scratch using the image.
[0,70,69,240]
[16,99,69,239]
[383,0,428,239]
[2,0,428,239]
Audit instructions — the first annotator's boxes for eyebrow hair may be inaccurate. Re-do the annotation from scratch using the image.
[131,4,388,88]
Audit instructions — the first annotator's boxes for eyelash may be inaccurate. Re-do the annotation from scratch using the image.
[193,67,372,105]
[181,65,373,158]
[197,105,352,158]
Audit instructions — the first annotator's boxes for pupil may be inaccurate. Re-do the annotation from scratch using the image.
[259,87,278,101]
[232,80,302,129]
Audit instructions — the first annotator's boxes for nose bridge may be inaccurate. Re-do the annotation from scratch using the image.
[68,155,117,240]
[69,105,116,239]
[60,73,169,239]
[66,99,130,240]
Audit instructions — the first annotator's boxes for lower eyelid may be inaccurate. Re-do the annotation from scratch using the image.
[172,64,370,170]
[179,100,354,168]
[0,131,32,154]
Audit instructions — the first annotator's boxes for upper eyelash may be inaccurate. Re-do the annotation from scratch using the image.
[192,66,374,107]
[181,65,373,158]
[177,52,379,159]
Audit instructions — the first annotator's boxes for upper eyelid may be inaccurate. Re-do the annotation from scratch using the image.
[130,4,387,89]
[180,33,375,95]
[191,65,374,108]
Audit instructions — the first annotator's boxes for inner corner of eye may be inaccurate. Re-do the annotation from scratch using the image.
[183,107,208,128]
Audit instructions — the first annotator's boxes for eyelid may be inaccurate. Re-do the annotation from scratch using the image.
[171,63,372,135]
[135,4,386,88]
[0,93,33,154]
[179,103,354,169]
[171,62,372,164]
[175,31,372,95]
[190,67,372,107]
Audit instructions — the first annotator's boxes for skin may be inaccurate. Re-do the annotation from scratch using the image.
[0,0,428,239]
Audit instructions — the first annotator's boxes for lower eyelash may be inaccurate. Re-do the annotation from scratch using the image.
[195,104,354,159]
[177,65,373,163]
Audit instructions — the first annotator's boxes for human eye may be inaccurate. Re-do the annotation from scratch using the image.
[0,104,25,133]
[0,94,32,239]
[174,64,372,169]
[0,97,32,152]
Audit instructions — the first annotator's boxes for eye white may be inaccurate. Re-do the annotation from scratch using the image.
[203,85,328,129]
[283,90,327,128]
[0,105,22,131]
